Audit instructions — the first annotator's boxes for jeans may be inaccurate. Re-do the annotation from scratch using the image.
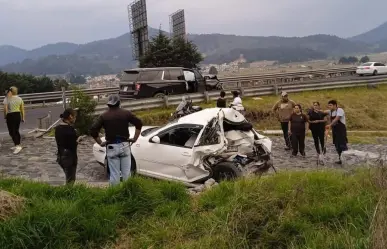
[280,122,290,147]
[291,133,306,156]
[57,149,78,185]
[6,112,21,146]
[106,142,131,186]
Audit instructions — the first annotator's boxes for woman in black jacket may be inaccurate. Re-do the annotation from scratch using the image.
[55,108,78,185]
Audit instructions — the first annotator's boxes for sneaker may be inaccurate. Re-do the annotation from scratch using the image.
[10,146,16,150]
[285,146,291,151]
[301,153,306,158]
[13,146,22,154]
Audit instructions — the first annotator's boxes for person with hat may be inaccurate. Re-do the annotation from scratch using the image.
[272,91,296,150]
[90,94,143,186]
[55,108,79,185]
[3,86,25,154]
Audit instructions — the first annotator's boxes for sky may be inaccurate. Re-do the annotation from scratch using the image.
[1,0,387,50]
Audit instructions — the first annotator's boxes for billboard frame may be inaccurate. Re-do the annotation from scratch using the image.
[169,9,186,40]
[128,0,149,60]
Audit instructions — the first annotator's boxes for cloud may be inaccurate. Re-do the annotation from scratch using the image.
[1,0,387,49]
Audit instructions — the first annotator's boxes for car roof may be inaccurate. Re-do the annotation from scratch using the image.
[177,108,241,126]
[124,67,193,72]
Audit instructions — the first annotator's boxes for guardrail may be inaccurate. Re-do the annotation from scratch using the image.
[0,67,357,106]
[93,78,386,115]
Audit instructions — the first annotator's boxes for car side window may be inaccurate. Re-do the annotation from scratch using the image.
[167,69,183,80]
[380,63,386,66]
[158,126,202,148]
[138,71,163,81]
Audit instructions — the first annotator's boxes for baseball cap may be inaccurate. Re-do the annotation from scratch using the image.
[281,91,288,97]
[107,94,120,106]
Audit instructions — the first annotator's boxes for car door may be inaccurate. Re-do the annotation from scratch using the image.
[193,69,206,92]
[165,69,186,94]
[139,124,204,182]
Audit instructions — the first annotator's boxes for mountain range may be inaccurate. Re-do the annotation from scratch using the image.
[1,22,387,76]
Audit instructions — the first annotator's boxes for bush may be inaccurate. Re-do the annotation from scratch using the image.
[69,89,97,135]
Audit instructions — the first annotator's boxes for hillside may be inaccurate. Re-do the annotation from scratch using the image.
[350,21,387,44]
[0,29,373,75]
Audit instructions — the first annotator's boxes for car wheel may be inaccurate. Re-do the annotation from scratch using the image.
[373,70,378,76]
[212,162,243,182]
[154,92,165,98]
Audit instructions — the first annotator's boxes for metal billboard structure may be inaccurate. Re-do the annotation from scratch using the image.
[128,0,149,60]
[169,9,186,40]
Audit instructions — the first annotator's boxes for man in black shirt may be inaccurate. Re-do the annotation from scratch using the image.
[216,91,227,108]
[90,94,143,186]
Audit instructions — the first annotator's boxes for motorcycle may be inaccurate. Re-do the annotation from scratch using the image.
[170,96,202,121]
[204,75,224,91]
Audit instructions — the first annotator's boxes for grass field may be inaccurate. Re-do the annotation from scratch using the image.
[133,85,387,132]
[0,168,386,249]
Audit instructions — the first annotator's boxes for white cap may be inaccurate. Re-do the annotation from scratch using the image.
[281,91,288,97]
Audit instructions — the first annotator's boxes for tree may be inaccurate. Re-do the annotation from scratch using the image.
[338,56,358,64]
[209,66,218,75]
[360,56,370,63]
[53,79,69,91]
[139,31,203,68]
[69,89,97,135]
[0,71,55,94]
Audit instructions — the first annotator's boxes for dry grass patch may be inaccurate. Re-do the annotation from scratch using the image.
[0,190,25,221]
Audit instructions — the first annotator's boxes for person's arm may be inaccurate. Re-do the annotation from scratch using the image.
[288,115,292,134]
[90,115,104,146]
[127,112,143,143]
[20,99,25,122]
[305,114,309,133]
[272,101,279,112]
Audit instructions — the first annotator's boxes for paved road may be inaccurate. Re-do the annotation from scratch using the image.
[1,136,386,186]
[0,106,64,134]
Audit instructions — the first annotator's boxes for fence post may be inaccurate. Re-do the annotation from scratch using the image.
[61,87,66,110]
[273,84,279,96]
[204,91,210,103]
[239,86,245,97]
[163,95,169,107]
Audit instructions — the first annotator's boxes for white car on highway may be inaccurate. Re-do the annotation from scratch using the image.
[356,62,387,76]
[93,108,273,185]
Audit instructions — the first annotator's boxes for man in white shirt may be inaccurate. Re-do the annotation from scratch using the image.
[326,99,348,165]
[230,91,245,113]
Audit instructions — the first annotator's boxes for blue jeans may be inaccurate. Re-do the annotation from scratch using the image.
[106,142,131,186]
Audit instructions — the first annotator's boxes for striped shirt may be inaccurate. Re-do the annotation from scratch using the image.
[3,96,24,113]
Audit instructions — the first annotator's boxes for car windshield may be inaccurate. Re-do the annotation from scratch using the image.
[122,71,139,81]
[141,126,161,136]
[361,63,372,66]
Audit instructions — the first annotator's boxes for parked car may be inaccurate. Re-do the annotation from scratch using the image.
[119,67,215,100]
[356,62,387,76]
[93,108,273,185]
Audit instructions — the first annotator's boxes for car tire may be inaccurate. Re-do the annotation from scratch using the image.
[373,70,378,76]
[212,162,243,182]
[154,93,165,98]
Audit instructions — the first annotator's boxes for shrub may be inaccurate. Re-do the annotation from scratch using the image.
[69,89,97,135]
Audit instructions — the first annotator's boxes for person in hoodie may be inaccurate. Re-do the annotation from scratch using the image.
[55,108,79,185]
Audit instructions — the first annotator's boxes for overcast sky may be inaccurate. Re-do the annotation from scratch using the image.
[1,0,387,49]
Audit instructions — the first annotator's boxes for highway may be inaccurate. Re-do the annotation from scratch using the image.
[1,74,386,135]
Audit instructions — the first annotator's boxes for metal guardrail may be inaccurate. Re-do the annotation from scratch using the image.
[0,67,356,105]
[93,78,386,115]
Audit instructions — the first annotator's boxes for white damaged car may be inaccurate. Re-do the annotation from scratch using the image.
[93,108,273,185]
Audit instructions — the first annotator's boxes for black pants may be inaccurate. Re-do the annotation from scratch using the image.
[281,122,291,147]
[57,150,78,185]
[311,128,325,154]
[6,112,21,146]
[291,133,305,156]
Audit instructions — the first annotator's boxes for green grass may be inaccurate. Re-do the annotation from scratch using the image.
[1,169,386,249]
[133,85,387,131]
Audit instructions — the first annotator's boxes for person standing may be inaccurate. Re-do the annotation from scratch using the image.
[216,91,227,108]
[90,94,143,186]
[307,102,328,155]
[272,91,296,150]
[3,86,25,154]
[55,108,78,185]
[326,100,348,165]
[289,104,309,157]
